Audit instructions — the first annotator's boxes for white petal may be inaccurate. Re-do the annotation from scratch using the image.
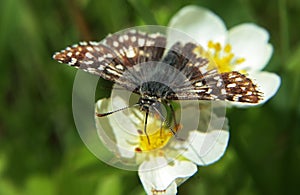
[230,71,281,107]
[142,181,177,195]
[96,97,138,158]
[228,23,273,71]
[168,5,227,49]
[182,130,229,165]
[138,157,197,193]
[250,72,281,104]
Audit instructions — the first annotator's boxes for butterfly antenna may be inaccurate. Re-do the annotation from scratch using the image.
[96,104,139,117]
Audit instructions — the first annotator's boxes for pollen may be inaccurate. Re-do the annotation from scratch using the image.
[135,124,181,152]
[207,41,246,73]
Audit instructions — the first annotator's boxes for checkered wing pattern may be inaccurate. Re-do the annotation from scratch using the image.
[162,42,262,103]
[53,30,166,91]
[53,30,262,104]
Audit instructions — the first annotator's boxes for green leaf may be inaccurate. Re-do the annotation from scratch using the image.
[128,0,157,24]
[24,175,55,195]
[95,174,122,195]
[287,44,300,72]
[0,180,20,195]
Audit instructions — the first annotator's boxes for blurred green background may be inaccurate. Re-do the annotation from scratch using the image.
[0,0,299,194]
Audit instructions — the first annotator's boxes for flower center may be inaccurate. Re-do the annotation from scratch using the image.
[135,128,172,152]
[206,40,245,73]
[135,124,181,152]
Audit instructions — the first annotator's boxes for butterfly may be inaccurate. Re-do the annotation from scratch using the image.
[53,29,262,143]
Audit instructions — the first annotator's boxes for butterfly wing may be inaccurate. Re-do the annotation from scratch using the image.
[54,30,262,104]
[53,30,166,91]
[163,42,263,103]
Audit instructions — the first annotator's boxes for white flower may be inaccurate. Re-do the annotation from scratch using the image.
[95,96,229,194]
[168,5,281,107]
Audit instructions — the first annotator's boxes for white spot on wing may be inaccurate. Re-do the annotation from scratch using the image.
[131,36,137,42]
[89,41,99,46]
[149,33,160,38]
[138,38,145,46]
[79,42,87,46]
[85,52,93,59]
[146,40,154,46]
[85,60,94,65]
[86,46,93,52]
[195,82,203,87]
[227,83,236,88]
[116,64,124,70]
[106,53,113,58]
[217,80,223,87]
[221,89,226,94]
[113,41,119,47]
[107,68,120,76]
[98,65,104,70]
[235,77,243,82]
[233,96,239,101]
[118,36,124,43]
[126,47,136,58]
[123,35,129,41]
[69,58,77,65]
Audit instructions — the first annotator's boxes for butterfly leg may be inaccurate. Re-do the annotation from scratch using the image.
[144,110,151,145]
[166,101,178,131]
[159,118,164,137]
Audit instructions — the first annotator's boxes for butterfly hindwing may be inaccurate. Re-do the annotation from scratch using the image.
[163,42,262,103]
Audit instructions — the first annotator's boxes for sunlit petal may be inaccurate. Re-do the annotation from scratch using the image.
[181,130,229,165]
[168,5,227,48]
[228,23,273,71]
[138,157,197,193]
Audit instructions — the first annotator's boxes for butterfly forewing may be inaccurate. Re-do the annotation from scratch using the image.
[53,42,124,82]
[53,30,167,91]
[104,30,166,65]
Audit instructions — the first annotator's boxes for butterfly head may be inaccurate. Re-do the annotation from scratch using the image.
[137,81,176,112]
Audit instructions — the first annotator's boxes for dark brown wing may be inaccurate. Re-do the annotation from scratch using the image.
[162,42,263,103]
[53,30,166,91]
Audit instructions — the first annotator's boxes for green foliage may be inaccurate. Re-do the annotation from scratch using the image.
[0,0,299,194]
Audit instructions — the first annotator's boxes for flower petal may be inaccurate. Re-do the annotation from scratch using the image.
[229,71,281,107]
[96,97,138,158]
[168,5,227,48]
[228,23,273,71]
[141,181,177,195]
[138,157,197,194]
[182,130,229,166]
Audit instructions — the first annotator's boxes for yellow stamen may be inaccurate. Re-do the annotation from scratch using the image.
[215,42,221,52]
[224,44,231,53]
[208,40,214,49]
[135,125,181,152]
[206,41,246,73]
[236,58,245,64]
